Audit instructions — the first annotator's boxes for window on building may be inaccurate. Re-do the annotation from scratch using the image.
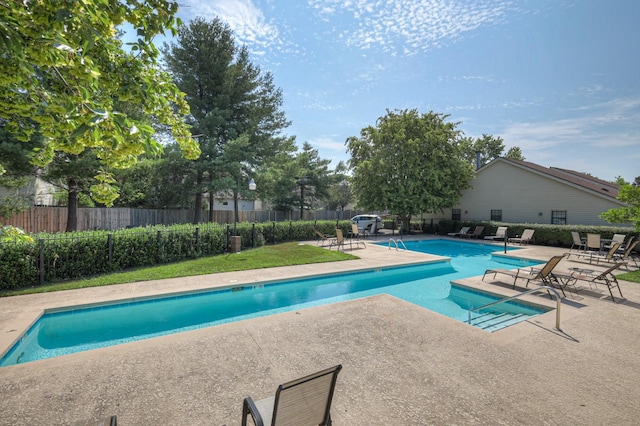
[490,210,502,221]
[551,210,567,225]
[452,209,461,220]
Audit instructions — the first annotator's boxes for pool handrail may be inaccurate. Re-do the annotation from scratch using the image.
[468,286,562,331]
[388,238,407,251]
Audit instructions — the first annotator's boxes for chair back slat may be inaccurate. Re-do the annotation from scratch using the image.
[604,242,622,260]
[538,255,564,278]
[571,232,582,245]
[521,229,534,240]
[586,233,601,251]
[596,262,624,279]
[271,365,342,426]
[623,239,639,257]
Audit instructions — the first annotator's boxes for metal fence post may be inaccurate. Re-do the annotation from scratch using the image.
[39,238,45,286]
[157,230,162,262]
[251,223,255,247]
[108,233,113,269]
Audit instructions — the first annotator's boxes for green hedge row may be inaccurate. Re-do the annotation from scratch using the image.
[0,220,349,291]
[437,220,638,247]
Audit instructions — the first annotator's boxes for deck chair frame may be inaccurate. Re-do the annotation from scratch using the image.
[315,229,334,247]
[89,415,117,426]
[570,231,586,252]
[484,226,507,241]
[460,226,485,239]
[447,226,470,237]
[563,263,625,302]
[566,242,622,265]
[508,229,535,245]
[482,255,568,296]
[242,364,342,426]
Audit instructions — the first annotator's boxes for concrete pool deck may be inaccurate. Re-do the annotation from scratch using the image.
[1,236,639,425]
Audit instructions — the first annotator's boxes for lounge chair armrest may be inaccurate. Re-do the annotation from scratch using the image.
[242,397,265,426]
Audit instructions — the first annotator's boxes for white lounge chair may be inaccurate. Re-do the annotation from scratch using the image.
[508,229,535,245]
[484,226,507,241]
[447,226,470,237]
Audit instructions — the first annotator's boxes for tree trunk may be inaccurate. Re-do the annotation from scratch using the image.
[65,179,79,232]
[400,214,411,235]
[193,192,203,224]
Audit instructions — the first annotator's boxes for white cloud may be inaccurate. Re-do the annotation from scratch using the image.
[307,0,514,55]
[181,0,280,51]
[500,96,640,152]
[305,135,351,166]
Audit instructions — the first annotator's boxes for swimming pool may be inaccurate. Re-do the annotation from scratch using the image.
[1,240,546,367]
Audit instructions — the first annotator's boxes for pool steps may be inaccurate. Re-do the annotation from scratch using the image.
[468,311,530,332]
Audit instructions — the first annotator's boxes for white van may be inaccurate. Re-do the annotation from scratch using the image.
[351,214,382,233]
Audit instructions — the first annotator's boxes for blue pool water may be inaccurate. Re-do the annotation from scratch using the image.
[1,239,546,367]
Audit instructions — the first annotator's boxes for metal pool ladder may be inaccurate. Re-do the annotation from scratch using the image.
[467,286,562,331]
[388,238,407,251]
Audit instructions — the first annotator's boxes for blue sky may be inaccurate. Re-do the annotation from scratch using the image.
[149,0,640,182]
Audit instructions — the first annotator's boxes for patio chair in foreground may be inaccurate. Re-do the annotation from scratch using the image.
[484,226,507,241]
[562,263,625,302]
[482,255,570,296]
[447,226,470,237]
[88,415,117,426]
[508,229,535,245]
[241,364,342,426]
[460,226,485,239]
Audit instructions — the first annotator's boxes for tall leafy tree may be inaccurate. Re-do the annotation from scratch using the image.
[292,142,332,219]
[43,151,102,231]
[150,143,197,209]
[457,134,507,168]
[110,159,160,208]
[325,161,353,213]
[600,183,640,231]
[0,0,200,204]
[0,124,44,219]
[257,142,333,217]
[347,109,474,230]
[162,17,290,223]
[505,146,525,160]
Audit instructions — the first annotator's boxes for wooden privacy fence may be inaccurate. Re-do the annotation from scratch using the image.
[0,206,364,234]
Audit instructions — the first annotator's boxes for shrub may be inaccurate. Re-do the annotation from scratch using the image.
[0,220,351,291]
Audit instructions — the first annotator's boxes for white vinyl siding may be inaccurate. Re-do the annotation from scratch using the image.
[454,160,625,226]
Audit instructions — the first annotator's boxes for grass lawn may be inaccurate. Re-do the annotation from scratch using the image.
[618,269,640,283]
[0,242,358,297]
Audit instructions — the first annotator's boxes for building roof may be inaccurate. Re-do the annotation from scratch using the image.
[484,158,620,200]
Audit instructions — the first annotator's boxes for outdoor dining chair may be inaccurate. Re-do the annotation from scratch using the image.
[241,364,342,426]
